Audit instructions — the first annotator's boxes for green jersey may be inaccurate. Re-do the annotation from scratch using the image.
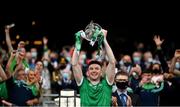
[0,82,8,99]
[79,77,112,106]
[10,58,29,73]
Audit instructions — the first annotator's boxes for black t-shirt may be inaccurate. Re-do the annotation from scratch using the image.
[6,77,37,106]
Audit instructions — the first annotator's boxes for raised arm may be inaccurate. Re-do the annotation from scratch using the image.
[153,35,164,50]
[5,51,16,78]
[153,35,169,73]
[5,26,13,53]
[71,31,83,85]
[43,36,49,56]
[102,29,116,85]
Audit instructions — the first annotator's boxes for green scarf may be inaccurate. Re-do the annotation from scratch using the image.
[75,30,104,56]
[28,84,39,96]
[142,82,156,90]
[75,31,82,52]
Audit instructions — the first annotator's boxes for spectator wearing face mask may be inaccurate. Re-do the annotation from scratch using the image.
[49,51,59,69]
[149,62,165,101]
[59,57,71,84]
[50,52,59,80]
[40,58,52,103]
[29,48,38,70]
[26,52,33,69]
[169,49,180,76]
[129,64,142,91]
[112,71,141,107]
[132,51,143,68]
[119,55,133,74]
[136,42,145,53]
[59,57,78,91]
[60,45,72,63]
[142,51,154,70]
[175,61,180,70]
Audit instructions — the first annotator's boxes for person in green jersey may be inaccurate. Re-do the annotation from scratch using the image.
[71,28,116,106]
[5,24,29,73]
[0,64,8,101]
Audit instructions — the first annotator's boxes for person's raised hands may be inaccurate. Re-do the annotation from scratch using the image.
[153,35,164,48]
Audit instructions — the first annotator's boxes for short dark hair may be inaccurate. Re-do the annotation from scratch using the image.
[88,60,102,68]
[142,69,152,74]
[115,71,129,79]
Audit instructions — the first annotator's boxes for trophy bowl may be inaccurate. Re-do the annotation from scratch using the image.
[74,21,104,53]
[84,21,102,41]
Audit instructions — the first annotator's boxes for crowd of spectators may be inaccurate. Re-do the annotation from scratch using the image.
[0,22,180,106]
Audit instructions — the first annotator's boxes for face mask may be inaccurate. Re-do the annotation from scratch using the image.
[147,58,153,63]
[79,58,85,65]
[132,72,139,79]
[175,62,180,69]
[66,57,71,62]
[81,54,87,60]
[43,60,48,67]
[53,61,58,68]
[59,64,66,70]
[137,47,144,52]
[62,73,69,80]
[116,81,128,90]
[152,69,161,74]
[124,62,131,67]
[119,60,124,65]
[133,57,141,64]
[31,52,37,58]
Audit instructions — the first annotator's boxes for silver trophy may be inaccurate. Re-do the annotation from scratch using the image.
[81,21,103,46]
